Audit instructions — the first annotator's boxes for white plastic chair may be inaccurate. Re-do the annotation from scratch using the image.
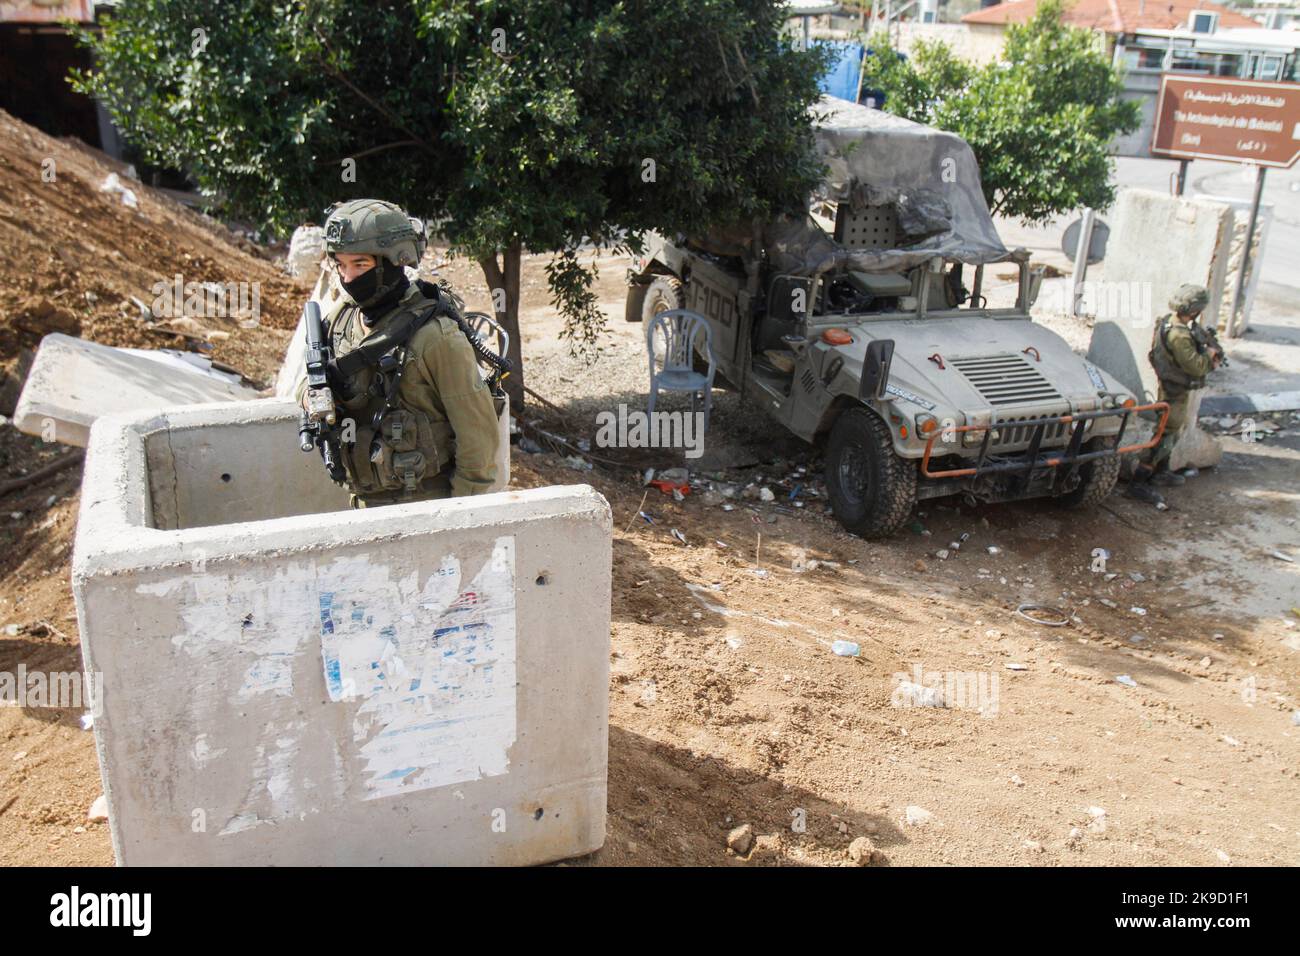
[646,308,716,434]
[463,311,510,381]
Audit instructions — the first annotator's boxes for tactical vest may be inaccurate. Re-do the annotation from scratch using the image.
[329,291,456,498]
[1148,314,1206,397]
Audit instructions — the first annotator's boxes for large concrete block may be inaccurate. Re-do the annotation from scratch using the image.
[72,401,610,866]
[13,333,259,447]
[1086,189,1233,402]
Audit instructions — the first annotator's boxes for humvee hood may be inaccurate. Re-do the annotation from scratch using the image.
[831,317,1128,417]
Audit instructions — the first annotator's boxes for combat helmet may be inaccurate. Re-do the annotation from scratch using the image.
[1168,283,1209,316]
[322,199,427,308]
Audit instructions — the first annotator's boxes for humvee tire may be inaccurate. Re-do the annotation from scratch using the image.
[825,405,917,538]
[642,275,684,323]
[1057,436,1120,509]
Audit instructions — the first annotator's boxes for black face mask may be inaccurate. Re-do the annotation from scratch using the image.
[341,262,383,305]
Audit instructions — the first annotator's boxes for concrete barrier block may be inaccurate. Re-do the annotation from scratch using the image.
[1086,189,1233,403]
[72,401,610,866]
[13,333,259,447]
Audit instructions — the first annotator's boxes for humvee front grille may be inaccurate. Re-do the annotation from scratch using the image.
[992,417,1069,447]
[951,354,1061,407]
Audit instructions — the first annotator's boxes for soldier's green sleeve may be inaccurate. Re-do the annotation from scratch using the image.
[416,323,500,497]
[1167,326,1214,379]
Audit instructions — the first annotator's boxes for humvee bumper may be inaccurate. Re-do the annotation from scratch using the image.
[920,402,1170,481]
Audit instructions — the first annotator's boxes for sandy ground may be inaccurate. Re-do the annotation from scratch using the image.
[1,108,1298,867]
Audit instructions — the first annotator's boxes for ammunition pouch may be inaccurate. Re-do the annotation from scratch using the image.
[342,406,454,496]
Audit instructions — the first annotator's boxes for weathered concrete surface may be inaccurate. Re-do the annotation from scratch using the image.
[1086,189,1232,470]
[12,333,259,447]
[73,401,610,866]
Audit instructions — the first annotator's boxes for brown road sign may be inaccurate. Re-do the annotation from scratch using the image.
[1151,75,1300,169]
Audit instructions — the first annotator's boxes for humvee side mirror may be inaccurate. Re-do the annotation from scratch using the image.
[860,338,895,401]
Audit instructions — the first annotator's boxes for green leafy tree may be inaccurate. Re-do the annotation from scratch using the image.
[859,0,1139,222]
[73,0,830,409]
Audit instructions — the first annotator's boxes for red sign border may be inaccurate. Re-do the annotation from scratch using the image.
[1150,73,1300,169]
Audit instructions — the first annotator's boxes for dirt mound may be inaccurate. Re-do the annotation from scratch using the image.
[0,108,305,393]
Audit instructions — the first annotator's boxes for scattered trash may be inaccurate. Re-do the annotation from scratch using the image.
[1128,634,1146,644]
[1114,675,1138,688]
[1103,572,1118,582]
[1098,598,1118,608]
[895,680,944,706]
[1014,604,1071,627]
[1005,662,1028,671]
[648,479,689,497]
[986,546,1001,555]
[642,468,655,485]
[79,713,94,731]
[87,794,109,822]
[670,528,687,545]
[1271,551,1295,563]
[1198,655,1212,668]
[518,436,543,455]
[12,751,27,761]
[1155,502,1168,511]
[759,487,775,502]
[1222,735,1241,747]
[638,511,654,524]
[1213,633,1224,641]
[660,467,689,483]
[1181,467,1199,478]
[563,455,593,471]
[1215,849,1231,864]
[715,540,728,549]
[1130,607,1147,616]
[949,541,962,551]
[721,504,735,512]
[1291,711,1300,727]
[831,640,860,657]
[904,805,934,827]
[1128,572,1146,583]
[1087,806,1107,833]
[936,548,950,560]
[99,172,138,209]
[788,484,802,501]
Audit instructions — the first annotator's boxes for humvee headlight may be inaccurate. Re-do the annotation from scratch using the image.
[1102,395,1117,409]
[1122,397,1136,409]
[917,414,939,435]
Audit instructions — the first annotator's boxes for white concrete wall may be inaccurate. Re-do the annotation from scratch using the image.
[1086,188,1232,469]
[1087,188,1233,402]
[73,402,610,866]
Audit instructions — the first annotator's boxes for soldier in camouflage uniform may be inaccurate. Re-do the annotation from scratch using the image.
[297,199,500,509]
[1126,283,1224,506]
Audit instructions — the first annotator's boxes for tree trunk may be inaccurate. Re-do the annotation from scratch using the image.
[478,239,525,413]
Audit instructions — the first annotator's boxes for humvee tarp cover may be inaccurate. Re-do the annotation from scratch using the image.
[763,96,1010,277]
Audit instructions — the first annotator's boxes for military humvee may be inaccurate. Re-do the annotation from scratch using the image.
[625,97,1166,538]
